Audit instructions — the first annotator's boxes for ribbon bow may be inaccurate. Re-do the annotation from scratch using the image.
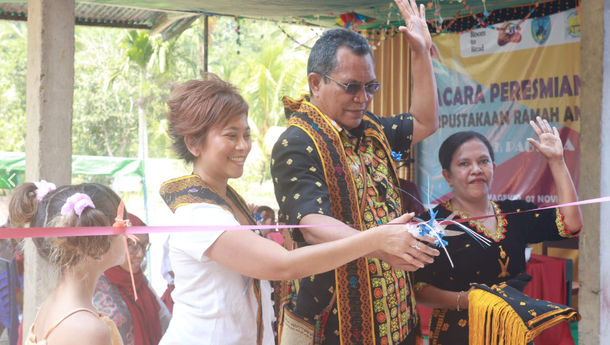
[390,151,403,162]
[113,201,138,301]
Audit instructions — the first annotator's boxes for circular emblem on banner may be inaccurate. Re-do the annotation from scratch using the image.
[531,16,551,45]
[566,10,580,38]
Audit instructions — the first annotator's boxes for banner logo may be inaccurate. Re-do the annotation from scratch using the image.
[566,10,580,38]
[531,16,551,45]
[498,22,522,46]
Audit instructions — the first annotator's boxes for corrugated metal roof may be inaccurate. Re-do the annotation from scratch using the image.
[0,2,186,29]
[0,0,544,36]
[0,1,200,39]
[79,0,542,22]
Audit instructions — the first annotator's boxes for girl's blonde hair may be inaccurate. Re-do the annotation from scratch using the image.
[9,183,123,270]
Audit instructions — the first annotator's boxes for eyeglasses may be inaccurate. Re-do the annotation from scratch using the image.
[324,74,381,95]
[127,239,151,253]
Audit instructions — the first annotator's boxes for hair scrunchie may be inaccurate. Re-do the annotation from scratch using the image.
[34,180,57,201]
[60,193,95,217]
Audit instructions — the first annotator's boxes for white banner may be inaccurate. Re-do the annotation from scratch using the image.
[459,9,580,57]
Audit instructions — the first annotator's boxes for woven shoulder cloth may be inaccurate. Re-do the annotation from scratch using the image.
[468,282,580,345]
[159,174,264,345]
[283,96,400,345]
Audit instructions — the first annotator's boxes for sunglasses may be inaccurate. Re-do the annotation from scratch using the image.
[324,74,381,95]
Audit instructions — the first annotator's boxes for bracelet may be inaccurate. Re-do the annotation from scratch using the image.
[456,291,463,312]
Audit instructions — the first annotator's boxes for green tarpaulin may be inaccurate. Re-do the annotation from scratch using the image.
[0,152,144,189]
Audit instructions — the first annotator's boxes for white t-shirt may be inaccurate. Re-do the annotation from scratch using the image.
[160,234,173,285]
[159,203,274,345]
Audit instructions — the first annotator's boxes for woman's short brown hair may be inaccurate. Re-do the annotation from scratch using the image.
[167,73,249,162]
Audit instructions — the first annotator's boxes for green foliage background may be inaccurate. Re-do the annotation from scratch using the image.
[0,17,318,205]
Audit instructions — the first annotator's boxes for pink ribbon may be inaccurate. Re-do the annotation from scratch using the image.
[0,224,323,239]
[113,200,139,301]
[437,196,610,225]
[2,196,610,240]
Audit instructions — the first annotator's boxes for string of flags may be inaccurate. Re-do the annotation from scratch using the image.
[204,0,576,52]
[355,0,574,47]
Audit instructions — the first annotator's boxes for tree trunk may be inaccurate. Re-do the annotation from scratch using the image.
[137,69,148,160]
[197,16,209,77]
[100,121,114,156]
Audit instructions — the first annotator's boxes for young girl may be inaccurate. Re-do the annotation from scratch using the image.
[9,182,126,345]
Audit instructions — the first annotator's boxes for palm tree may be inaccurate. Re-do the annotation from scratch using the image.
[123,30,155,160]
[228,30,308,182]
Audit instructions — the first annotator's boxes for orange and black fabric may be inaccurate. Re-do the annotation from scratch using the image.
[468,282,579,345]
[271,96,417,345]
[160,175,235,214]
[413,200,575,345]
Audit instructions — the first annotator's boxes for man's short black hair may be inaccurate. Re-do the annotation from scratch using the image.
[307,29,373,78]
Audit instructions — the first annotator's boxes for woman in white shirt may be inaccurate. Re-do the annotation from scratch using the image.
[158,74,438,345]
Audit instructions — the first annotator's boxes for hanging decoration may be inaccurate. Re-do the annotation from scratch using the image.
[335,12,375,29]
[234,16,241,54]
[193,0,576,53]
[429,0,575,35]
[276,24,319,50]
[357,0,576,44]
[434,0,444,33]
[357,3,401,48]
[472,2,539,33]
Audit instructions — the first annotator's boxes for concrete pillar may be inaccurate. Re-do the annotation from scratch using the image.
[578,1,610,343]
[24,0,74,342]
[25,0,73,182]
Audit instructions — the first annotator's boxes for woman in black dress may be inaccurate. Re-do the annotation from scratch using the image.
[414,117,583,345]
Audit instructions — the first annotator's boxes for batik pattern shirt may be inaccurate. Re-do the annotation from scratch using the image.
[271,96,418,345]
[94,275,135,345]
[340,122,414,344]
[413,199,575,345]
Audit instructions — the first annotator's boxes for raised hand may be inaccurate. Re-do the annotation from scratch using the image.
[526,116,582,233]
[527,116,564,162]
[394,0,432,54]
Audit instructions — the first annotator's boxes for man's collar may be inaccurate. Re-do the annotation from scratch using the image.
[341,120,367,139]
[329,118,343,133]
[283,94,368,137]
